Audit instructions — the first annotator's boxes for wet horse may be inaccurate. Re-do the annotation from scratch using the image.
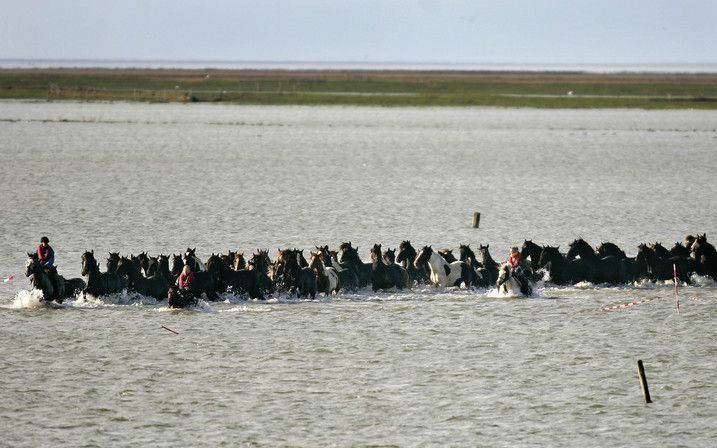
[537,246,591,285]
[316,245,358,291]
[338,242,372,288]
[477,244,499,286]
[106,252,121,273]
[496,264,531,296]
[691,234,717,278]
[458,244,490,288]
[520,240,543,278]
[116,256,169,299]
[184,248,206,272]
[81,250,124,296]
[396,240,429,285]
[278,249,317,298]
[205,254,258,300]
[26,253,62,301]
[167,286,197,309]
[635,243,695,283]
[309,251,341,295]
[414,245,472,288]
[369,244,406,292]
[249,250,276,294]
[595,242,627,260]
[566,238,623,284]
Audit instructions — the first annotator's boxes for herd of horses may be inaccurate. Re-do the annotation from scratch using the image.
[25,233,717,308]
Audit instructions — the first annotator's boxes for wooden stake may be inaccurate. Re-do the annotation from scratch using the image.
[637,359,652,403]
[674,264,680,313]
[472,212,481,228]
[161,325,179,335]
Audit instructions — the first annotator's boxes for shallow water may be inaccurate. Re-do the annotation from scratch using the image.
[1,101,716,446]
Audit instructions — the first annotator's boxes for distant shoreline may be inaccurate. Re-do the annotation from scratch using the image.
[3,59,717,75]
[2,67,716,109]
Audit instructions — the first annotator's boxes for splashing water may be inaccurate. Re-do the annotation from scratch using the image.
[12,289,47,308]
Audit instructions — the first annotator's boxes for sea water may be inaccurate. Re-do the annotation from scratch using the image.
[1,101,716,446]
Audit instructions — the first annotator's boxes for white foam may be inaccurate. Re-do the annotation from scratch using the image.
[690,273,717,287]
[12,289,46,308]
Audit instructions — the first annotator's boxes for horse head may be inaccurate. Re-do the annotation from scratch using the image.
[81,250,98,276]
[458,244,475,263]
[233,252,246,270]
[438,249,456,263]
[383,248,396,264]
[370,244,383,263]
[396,241,417,264]
[170,254,184,276]
[566,238,593,261]
[25,252,39,277]
[338,242,360,265]
[538,245,560,268]
[651,242,669,259]
[414,245,433,268]
[308,251,323,273]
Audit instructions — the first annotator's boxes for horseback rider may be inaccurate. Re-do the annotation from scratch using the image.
[508,247,531,295]
[35,236,55,269]
[35,236,61,294]
[177,264,194,295]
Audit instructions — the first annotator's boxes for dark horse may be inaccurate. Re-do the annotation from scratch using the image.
[81,250,124,296]
[248,250,276,295]
[396,240,429,285]
[316,245,359,291]
[338,242,372,288]
[204,254,254,299]
[26,253,85,303]
[520,240,544,280]
[635,243,695,283]
[166,286,197,309]
[116,256,169,299]
[566,238,623,284]
[595,242,627,260]
[369,244,405,292]
[691,234,717,279]
[458,244,490,288]
[477,244,499,286]
[278,249,317,298]
[106,252,121,273]
[537,246,591,285]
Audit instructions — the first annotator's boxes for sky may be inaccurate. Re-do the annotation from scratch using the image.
[2,0,717,67]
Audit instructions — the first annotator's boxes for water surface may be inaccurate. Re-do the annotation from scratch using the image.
[1,101,716,446]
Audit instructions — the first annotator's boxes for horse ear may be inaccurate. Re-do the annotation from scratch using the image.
[91,249,94,255]
[486,244,489,248]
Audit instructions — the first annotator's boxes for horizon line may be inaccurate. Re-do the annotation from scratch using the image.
[3,58,717,74]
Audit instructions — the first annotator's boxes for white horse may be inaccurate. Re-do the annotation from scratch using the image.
[496,263,528,297]
[414,246,471,287]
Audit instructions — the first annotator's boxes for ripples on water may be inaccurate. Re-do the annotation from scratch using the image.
[1,102,716,446]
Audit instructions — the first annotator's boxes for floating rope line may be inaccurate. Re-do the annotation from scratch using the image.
[599,296,659,312]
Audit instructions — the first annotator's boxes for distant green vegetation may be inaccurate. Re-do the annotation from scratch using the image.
[1,69,716,109]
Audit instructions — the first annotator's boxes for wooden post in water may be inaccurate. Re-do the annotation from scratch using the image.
[674,263,680,313]
[472,212,481,228]
[637,359,652,403]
